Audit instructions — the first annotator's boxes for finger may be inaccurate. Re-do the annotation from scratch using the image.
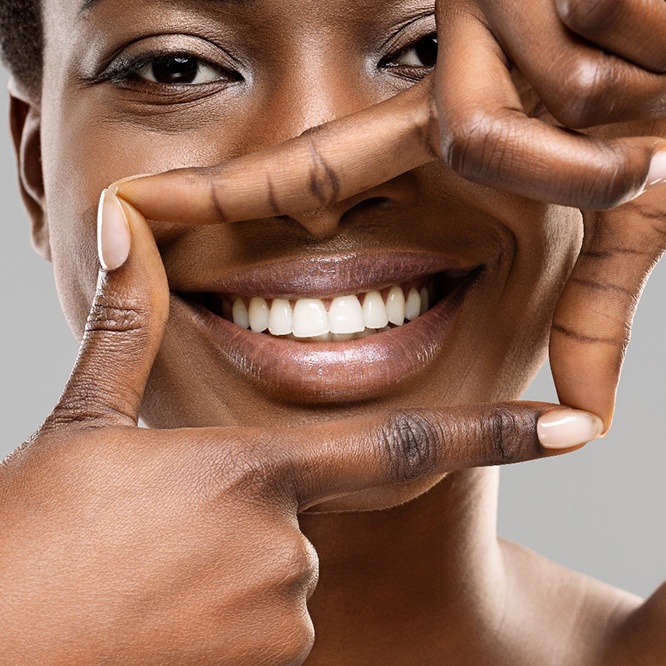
[490,0,666,127]
[45,191,169,429]
[113,79,438,224]
[434,4,666,209]
[555,0,666,73]
[550,185,666,428]
[266,402,603,509]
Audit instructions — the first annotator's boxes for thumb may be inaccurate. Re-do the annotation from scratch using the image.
[45,190,169,429]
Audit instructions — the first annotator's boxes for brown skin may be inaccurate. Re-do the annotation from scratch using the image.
[2,0,666,664]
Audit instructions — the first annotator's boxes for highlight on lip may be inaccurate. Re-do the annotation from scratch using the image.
[198,271,472,342]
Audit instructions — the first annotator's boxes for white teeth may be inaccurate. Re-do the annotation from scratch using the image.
[226,279,436,339]
[405,288,421,322]
[232,298,250,329]
[386,286,405,326]
[293,299,329,338]
[419,287,429,315]
[249,297,270,332]
[268,298,293,336]
[362,290,389,329]
[329,295,365,334]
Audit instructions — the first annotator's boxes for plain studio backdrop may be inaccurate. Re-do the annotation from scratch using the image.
[1,66,665,599]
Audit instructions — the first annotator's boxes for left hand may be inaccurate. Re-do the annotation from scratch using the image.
[112,0,666,428]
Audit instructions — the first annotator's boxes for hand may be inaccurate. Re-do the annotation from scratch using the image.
[112,0,666,428]
[0,191,597,665]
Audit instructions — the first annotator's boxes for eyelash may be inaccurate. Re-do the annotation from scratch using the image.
[95,34,438,89]
[94,50,241,86]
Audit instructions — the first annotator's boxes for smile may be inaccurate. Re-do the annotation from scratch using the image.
[208,278,436,342]
[179,251,481,403]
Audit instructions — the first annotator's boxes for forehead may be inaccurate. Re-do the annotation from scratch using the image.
[46,0,433,28]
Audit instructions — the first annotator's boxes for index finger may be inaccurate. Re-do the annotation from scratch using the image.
[113,78,438,224]
[268,402,603,510]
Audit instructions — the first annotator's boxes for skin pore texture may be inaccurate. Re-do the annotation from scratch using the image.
[4,0,666,663]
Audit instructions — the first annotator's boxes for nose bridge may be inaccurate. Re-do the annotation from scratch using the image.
[253,42,408,237]
[271,48,369,141]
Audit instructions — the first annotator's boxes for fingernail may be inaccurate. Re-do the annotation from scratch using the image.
[97,189,130,271]
[646,150,666,189]
[109,173,154,194]
[537,409,603,450]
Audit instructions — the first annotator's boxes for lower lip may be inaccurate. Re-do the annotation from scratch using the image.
[180,279,474,403]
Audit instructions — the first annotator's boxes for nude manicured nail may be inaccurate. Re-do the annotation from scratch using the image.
[109,173,154,193]
[537,410,603,450]
[97,188,130,271]
[646,150,666,189]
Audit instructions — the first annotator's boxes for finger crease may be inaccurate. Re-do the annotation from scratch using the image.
[209,178,230,223]
[580,248,652,260]
[265,172,282,217]
[570,277,633,297]
[552,323,617,345]
[307,139,341,206]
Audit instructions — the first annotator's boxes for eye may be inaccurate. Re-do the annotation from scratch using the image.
[391,34,438,68]
[137,55,223,85]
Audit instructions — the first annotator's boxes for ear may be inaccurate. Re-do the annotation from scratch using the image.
[8,76,49,261]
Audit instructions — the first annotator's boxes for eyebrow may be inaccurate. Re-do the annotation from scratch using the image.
[80,0,252,14]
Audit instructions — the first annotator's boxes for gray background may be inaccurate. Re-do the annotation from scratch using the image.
[1,68,664,599]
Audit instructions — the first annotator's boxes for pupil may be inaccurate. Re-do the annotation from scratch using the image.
[415,36,437,67]
[151,56,199,84]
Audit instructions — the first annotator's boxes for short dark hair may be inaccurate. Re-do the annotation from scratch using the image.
[0,0,42,94]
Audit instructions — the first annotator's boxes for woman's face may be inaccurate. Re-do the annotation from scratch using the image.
[36,0,581,507]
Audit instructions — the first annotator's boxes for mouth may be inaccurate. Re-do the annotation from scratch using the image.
[204,274,449,342]
[178,251,481,403]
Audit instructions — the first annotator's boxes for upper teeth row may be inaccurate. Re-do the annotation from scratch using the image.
[229,286,431,338]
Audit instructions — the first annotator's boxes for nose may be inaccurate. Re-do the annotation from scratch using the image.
[287,184,415,239]
[248,57,415,237]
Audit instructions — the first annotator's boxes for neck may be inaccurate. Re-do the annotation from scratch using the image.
[299,468,506,664]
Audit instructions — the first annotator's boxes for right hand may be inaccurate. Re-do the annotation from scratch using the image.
[0,192,600,665]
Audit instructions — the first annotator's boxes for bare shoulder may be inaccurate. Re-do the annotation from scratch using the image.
[498,538,665,666]
[605,579,666,665]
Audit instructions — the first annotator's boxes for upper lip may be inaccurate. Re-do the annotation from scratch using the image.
[171,249,479,299]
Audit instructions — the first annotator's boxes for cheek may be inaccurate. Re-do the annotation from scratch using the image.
[38,95,242,338]
[493,204,583,397]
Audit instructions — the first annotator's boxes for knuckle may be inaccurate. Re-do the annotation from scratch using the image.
[275,535,319,597]
[479,406,536,465]
[86,288,151,337]
[554,57,611,127]
[379,409,441,484]
[556,0,619,33]
[441,108,518,186]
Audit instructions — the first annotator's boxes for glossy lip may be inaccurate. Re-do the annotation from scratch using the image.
[178,265,480,404]
[174,250,475,300]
